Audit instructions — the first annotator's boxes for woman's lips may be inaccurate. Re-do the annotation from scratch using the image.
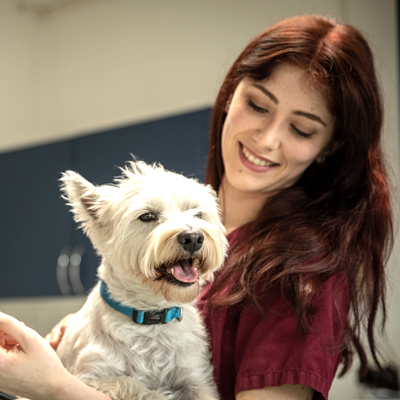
[239,143,278,172]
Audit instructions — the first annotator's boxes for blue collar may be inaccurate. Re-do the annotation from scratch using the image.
[99,280,182,324]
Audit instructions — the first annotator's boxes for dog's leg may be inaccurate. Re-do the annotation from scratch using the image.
[164,381,219,400]
[87,376,167,400]
[169,388,218,400]
[196,392,220,400]
[173,387,219,400]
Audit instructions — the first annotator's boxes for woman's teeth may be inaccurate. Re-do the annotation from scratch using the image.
[242,146,274,167]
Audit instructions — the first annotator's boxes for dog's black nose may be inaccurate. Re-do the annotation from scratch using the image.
[178,230,204,253]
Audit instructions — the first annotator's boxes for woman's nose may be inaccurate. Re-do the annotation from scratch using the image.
[253,121,282,151]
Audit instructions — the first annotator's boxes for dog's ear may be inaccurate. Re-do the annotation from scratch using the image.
[60,171,103,224]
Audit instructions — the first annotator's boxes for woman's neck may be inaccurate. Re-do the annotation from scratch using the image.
[218,177,269,235]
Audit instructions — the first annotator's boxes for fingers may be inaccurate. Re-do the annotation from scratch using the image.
[45,313,73,350]
[45,323,65,349]
[0,335,19,351]
[0,331,19,346]
[0,312,28,348]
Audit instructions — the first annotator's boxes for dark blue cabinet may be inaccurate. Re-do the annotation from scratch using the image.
[0,108,211,297]
[0,141,72,297]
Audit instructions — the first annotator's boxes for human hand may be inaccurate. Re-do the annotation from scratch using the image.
[0,311,71,400]
[44,313,74,349]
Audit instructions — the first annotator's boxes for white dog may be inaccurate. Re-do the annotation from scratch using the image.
[56,160,228,400]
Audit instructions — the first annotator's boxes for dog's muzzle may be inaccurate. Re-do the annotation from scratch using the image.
[156,230,204,286]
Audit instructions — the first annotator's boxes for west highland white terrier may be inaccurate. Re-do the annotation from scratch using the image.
[56,160,228,400]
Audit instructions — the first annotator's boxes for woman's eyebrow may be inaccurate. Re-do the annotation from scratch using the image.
[252,83,327,127]
[253,83,278,104]
[293,111,327,127]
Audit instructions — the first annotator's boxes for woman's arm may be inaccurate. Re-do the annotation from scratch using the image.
[236,384,314,399]
[0,312,112,400]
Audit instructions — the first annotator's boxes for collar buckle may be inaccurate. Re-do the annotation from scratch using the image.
[133,309,167,325]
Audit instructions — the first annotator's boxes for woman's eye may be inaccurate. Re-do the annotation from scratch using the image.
[139,212,157,222]
[247,99,268,114]
[291,124,312,139]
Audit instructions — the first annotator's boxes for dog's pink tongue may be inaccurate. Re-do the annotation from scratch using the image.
[167,260,198,283]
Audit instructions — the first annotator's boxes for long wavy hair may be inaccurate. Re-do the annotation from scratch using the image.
[205,15,393,376]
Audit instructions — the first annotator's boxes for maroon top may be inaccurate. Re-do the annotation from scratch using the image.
[198,227,349,400]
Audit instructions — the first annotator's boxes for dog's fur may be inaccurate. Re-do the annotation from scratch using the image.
[56,161,228,400]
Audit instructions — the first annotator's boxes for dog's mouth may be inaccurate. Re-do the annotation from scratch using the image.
[156,258,199,287]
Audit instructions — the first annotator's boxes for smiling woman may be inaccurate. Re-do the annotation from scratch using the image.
[202,14,393,400]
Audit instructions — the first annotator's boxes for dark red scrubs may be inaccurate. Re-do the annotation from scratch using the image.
[198,227,349,400]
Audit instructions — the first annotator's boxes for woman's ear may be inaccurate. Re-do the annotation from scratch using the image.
[316,140,341,163]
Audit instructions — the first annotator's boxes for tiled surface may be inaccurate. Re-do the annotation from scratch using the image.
[0,296,87,337]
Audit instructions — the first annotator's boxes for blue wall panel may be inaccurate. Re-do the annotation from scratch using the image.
[0,107,212,297]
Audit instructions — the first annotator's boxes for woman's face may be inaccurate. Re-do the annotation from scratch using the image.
[221,63,335,198]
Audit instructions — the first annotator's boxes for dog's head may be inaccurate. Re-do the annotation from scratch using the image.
[60,160,227,303]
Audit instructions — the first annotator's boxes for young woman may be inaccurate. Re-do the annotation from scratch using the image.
[198,14,393,400]
[0,15,393,400]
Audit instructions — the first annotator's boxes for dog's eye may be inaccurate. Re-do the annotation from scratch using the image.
[195,212,202,219]
[139,212,157,222]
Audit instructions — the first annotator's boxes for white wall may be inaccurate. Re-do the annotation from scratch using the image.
[0,1,398,399]
[0,1,39,150]
[1,0,343,152]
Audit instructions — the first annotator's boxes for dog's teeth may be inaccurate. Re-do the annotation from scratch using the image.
[171,267,174,275]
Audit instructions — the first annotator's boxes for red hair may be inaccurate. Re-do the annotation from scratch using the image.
[205,15,393,376]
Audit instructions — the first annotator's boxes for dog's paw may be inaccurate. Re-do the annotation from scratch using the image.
[87,376,167,400]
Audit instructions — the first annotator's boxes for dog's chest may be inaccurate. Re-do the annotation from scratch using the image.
[126,330,176,370]
[112,319,204,387]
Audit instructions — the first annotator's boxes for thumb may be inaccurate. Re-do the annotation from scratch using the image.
[0,312,28,348]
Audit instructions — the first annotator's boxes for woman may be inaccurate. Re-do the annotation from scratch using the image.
[198,14,392,400]
[0,15,393,400]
